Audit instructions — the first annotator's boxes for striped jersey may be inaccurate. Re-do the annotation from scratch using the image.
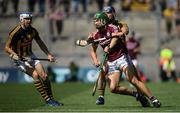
[6,25,40,57]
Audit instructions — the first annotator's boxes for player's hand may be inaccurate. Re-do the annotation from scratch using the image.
[87,35,93,43]
[48,54,56,62]
[88,32,95,39]
[86,37,94,43]
[104,46,110,54]
[9,54,20,60]
[94,60,100,67]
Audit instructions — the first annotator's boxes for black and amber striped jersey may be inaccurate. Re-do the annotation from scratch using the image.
[6,25,40,57]
[111,20,129,33]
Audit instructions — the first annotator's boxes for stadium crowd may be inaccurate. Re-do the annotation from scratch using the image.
[0,0,178,17]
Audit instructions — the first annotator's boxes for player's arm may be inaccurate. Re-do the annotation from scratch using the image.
[4,33,19,60]
[111,22,129,38]
[36,38,50,55]
[90,43,99,67]
[134,44,141,54]
[104,25,119,53]
[109,37,119,49]
[104,36,119,53]
[134,47,140,53]
[121,23,129,35]
[35,34,55,62]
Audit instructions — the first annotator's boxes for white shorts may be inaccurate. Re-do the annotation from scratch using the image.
[13,54,40,73]
[107,55,133,74]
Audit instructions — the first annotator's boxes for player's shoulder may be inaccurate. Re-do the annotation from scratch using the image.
[9,24,21,35]
[118,21,128,26]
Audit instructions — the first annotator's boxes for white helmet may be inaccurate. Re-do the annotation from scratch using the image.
[19,12,33,22]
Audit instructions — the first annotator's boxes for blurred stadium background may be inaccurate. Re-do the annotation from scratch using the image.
[0,0,180,83]
[0,0,180,112]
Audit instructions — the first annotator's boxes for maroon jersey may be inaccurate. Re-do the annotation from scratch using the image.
[94,24,128,62]
[126,37,140,59]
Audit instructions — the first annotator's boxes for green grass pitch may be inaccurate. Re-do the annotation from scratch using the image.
[0,82,180,112]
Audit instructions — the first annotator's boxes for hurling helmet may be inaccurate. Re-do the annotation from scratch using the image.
[93,12,108,29]
[19,12,33,22]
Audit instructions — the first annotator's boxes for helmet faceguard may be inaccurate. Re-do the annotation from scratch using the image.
[19,12,33,22]
[93,12,108,29]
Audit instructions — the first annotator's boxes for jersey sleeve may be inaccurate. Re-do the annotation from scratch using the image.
[6,25,21,47]
[93,32,100,45]
[33,28,41,41]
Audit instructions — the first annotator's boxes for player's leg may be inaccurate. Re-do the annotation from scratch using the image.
[108,72,132,95]
[131,59,143,81]
[129,63,151,104]
[123,64,161,108]
[40,77,53,98]
[96,71,106,105]
[107,71,138,96]
[24,67,59,106]
[108,55,150,107]
[96,64,108,105]
[13,60,57,106]
[35,63,64,106]
[107,57,141,96]
[106,71,151,107]
[106,59,137,96]
[118,55,151,107]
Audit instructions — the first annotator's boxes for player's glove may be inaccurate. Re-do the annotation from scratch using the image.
[9,54,20,60]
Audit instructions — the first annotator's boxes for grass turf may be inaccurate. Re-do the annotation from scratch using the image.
[0,82,180,112]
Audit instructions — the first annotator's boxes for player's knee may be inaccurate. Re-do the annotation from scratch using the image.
[32,71,39,81]
[109,86,116,93]
[129,76,138,85]
[37,70,47,80]
[41,73,48,80]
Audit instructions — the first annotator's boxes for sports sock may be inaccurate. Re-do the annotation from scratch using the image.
[98,89,105,97]
[42,78,53,99]
[34,80,50,101]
